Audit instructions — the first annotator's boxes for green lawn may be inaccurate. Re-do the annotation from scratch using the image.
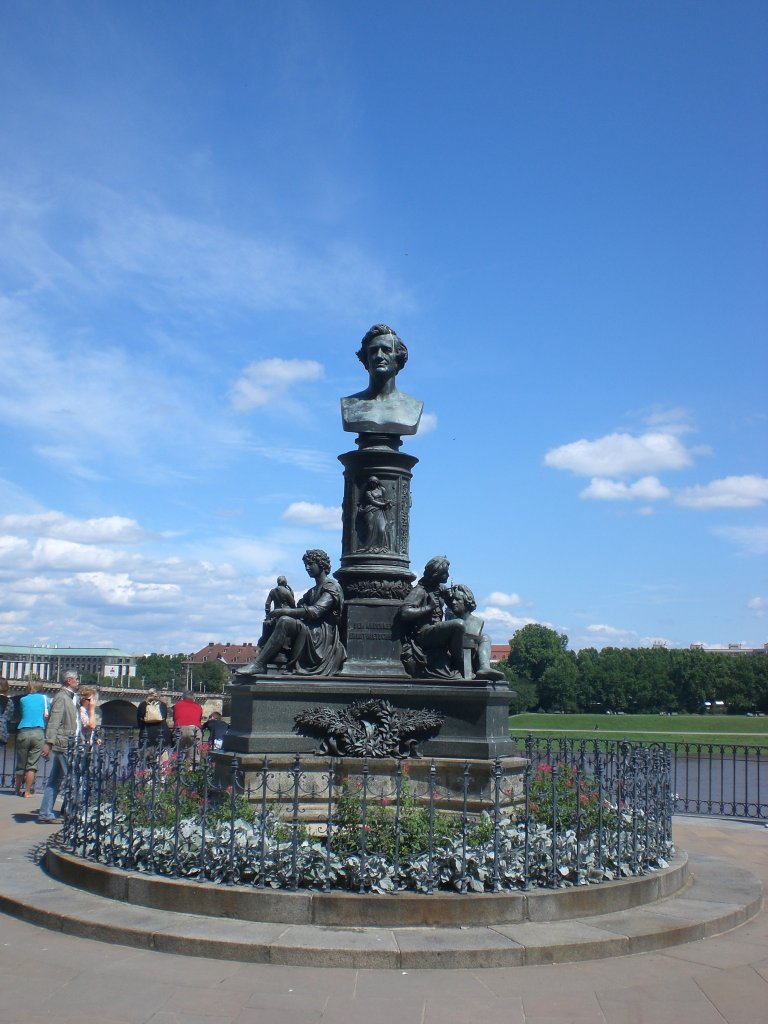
[508,712,768,747]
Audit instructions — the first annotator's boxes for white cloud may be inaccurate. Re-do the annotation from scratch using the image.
[230,358,325,412]
[586,624,637,639]
[0,180,412,320]
[0,295,246,482]
[675,475,768,509]
[32,447,107,481]
[748,596,767,617]
[579,476,671,502]
[545,431,693,477]
[644,636,672,648]
[30,537,129,572]
[0,512,147,544]
[479,606,538,643]
[0,535,30,561]
[0,498,319,650]
[245,445,337,474]
[72,573,180,607]
[712,525,768,555]
[571,623,663,650]
[643,407,692,433]
[416,412,438,435]
[484,591,523,607]
[281,502,342,531]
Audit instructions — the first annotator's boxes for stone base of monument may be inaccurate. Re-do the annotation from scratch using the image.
[211,751,527,819]
[224,675,516,760]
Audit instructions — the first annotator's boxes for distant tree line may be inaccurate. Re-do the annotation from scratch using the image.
[494,624,768,715]
[133,653,228,693]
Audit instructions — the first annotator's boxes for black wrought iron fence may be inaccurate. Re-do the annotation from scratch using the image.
[509,735,768,820]
[6,730,764,820]
[0,727,133,791]
[56,734,673,894]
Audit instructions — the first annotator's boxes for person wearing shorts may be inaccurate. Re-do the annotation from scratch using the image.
[15,680,49,798]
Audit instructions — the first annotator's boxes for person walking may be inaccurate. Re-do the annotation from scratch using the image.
[38,671,79,823]
[14,680,49,798]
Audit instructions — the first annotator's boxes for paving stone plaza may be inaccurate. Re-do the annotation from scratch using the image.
[1,792,767,1024]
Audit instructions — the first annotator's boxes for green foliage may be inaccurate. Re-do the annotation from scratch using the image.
[71,748,673,894]
[331,776,492,859]
[191,660,228,693]
[526,763,608,833]
[135,653,188,689]
[507,624,569,688]
[505,635,768,715]
[115,752,255,828]
[509,677,538,714]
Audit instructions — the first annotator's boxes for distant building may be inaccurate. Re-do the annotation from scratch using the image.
[190,642,259,667]
[689,643,768,657]
[0,644,138,682]
[491,644,511,663]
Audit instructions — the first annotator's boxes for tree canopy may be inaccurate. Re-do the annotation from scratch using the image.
[135,653,187,689]
[504,627,768,714]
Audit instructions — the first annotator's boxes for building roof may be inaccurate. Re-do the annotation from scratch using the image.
[189,642,259,666]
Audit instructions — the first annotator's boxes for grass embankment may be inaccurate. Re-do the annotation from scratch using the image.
[508,712,768,747]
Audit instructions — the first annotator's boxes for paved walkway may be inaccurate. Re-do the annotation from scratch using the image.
[1,790,767,1023]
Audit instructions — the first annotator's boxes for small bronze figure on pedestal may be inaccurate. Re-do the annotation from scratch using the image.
[445,583,505,681]
[258,576,295,650]
[237,551,346,677]
[399,555,465,679]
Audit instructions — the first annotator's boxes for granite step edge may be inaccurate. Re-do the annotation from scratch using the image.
[0,850,761,969]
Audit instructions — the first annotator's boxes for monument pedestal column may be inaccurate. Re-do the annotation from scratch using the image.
[334,436,417,677]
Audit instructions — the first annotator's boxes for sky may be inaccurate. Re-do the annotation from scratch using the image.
[0,1,766,656]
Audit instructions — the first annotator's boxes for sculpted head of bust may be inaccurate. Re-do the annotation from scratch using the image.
[356,324,408,392]
[341,324,423,436]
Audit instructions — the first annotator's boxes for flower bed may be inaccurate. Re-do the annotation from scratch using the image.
[59,739,674,895]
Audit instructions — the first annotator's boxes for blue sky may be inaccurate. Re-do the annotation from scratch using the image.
[0,1,765,655]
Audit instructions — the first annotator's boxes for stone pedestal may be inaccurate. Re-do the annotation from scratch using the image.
[213,752,527,818]
[334,436,417,677]
[225,676,516,760]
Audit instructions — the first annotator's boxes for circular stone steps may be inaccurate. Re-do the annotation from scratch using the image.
[0,835,761,969]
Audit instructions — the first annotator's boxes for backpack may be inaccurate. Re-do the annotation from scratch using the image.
[144,701,163,723]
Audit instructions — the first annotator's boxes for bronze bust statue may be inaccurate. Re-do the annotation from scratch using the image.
[341,324,423,436]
